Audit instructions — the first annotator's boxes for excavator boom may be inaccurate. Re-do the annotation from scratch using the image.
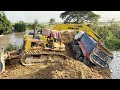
[53,23,102,42]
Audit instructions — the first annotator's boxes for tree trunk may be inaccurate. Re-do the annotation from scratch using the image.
[33,28,35,38]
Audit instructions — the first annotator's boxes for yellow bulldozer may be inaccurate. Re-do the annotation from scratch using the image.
[0,28,68,73]
[0,23,114,74]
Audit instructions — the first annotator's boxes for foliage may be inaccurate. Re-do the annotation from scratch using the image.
[60,11,100,24]
[49,18,55,25]
[33,19,39,30]
[26,23,33,30]
[14,21,26,32]
[0,11,12,34]
[39,24,46,29]
[5,44,18,52]
[92,23,120,50]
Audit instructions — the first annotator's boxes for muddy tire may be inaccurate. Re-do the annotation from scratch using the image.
[78,57,84,62]
[72,40,84,62]
[83,59,94,66]
[72,45,79,52]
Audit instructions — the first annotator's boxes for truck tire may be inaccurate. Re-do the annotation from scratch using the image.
[72,45,79,52]
[75,50,81,59]
[75,52,80,59]
[78,57,84,62]
[83,59,94,66]
[72,40,84,62]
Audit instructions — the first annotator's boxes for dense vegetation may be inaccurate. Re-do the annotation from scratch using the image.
[0,11,12,34]
[92,23,120,50]
[14,21,26,32]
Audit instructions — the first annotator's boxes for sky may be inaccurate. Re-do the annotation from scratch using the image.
[4,11,120,23]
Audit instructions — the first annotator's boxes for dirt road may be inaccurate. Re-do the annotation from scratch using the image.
[0,43,111,79]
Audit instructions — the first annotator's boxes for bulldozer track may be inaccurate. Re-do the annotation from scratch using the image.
[20,50,74,66]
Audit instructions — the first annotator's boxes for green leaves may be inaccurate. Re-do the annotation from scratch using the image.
[33,19,39,30]
[60,11,100,24]
[14,21,26,32]
[49,18,55,25]
[5,44,18,52]
[0,11,12,34]
[93,23,120,50]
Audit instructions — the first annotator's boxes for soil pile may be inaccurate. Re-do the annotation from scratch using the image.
[0,59,110,79]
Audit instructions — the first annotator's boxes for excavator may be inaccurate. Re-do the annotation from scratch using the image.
[53,23,114,67]
[0,23,114,74]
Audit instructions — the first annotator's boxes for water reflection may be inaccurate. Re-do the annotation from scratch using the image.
[0,32,24,52]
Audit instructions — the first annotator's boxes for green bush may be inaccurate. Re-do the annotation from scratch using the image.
[14,21,26,32]
[5,44,18,52]
[105,38,120,50]
[92,23,120,50]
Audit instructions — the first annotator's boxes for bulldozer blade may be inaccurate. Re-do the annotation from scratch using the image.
[0,59,5,74]
[0,49,5,74]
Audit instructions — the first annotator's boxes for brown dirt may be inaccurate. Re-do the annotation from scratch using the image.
[0,32,111,79]
[0,58,110,79]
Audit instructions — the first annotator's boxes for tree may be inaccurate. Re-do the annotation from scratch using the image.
[32,19,39,38]
[60,11,100,24]
[0,11,12,33]
[14,21,26,32]
[26,23,33,30]
[49,18,55,25]
[109,18,116,26]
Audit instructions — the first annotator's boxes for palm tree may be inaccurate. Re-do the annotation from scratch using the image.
[33,19,39,38]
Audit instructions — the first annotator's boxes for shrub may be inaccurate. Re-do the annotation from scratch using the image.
[5,44,18,52]
[92,23,120,50]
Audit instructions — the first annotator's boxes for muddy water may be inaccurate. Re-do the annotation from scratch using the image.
[109,51,120,79]
[0,32,24,52]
